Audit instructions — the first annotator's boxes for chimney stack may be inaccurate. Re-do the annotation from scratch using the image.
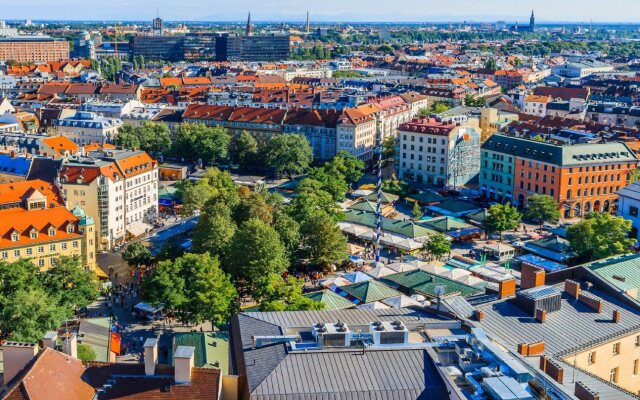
[144,338,158,376]
[62,333,77,358]
[521,263,545,289]
[42,331,58,349]
[2,342,38,385]
[498,278,516,299]
[613,309,621,323]
[564,279,580,299]
[173,345,195,384]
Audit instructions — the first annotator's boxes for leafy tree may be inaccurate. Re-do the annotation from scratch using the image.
[122,242,152,269]
[180,182,216,216]
[172,123,231,165]
[179,168,239,215]
[629,168,640,183]
[0,287,68,342]
[567,213,634,261]
[334,151,365,187]
[116,124,141,150]
[233,190,275,225]
[424,233,451,261]
[289,179,343,222]
[226,219,289,289]
[308,166,349,201]
[156,239,185,262]
[116,122,171,155]
[143,253,237,327]
[484,203,522,241]
[234,130,259,170]
[411,202,423,220]
[192,201,237,260]
[485,58,498,70]
[382,136,397,160]
[264,134,313,178]
[273,211,301,262]
[257,274,324,311]
[431,101,452,114]
[524,194,560,230]
[299,213,348,267]
[77,343,97,361]
[40,257,99,310]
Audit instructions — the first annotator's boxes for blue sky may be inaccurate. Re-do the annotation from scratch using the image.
[3,0,640,22]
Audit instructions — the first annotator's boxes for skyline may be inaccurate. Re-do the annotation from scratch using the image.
[2,0,640,23]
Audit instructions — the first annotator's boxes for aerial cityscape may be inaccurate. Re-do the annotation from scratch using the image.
[1,2,640,399]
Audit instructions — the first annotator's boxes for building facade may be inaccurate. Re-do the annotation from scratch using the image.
[0,37,69,63]
[397,117,481,187]
[55,111,123,145]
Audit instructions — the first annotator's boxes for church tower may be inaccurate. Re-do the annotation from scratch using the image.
[530,10,535,31]
[246,11,253,36]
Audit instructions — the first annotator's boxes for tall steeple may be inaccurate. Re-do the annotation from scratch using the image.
[246,11,253,36]
[530,10,535,31]
[306,11,310,34]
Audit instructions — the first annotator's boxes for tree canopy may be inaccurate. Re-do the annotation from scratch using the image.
[172,123,231,165]
[116,122,171,155]
[264,134,313,178]
[567,213,634,261]
[424,233,451,261]
[122,242,152,269]
[257,274,324,312]
[524,195,560,229]
[484,203,522,241]
[142,253,237,327]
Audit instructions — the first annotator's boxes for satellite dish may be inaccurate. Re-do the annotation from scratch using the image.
[433,285,445,297]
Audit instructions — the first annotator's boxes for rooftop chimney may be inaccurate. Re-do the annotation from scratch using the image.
[613,309,621,323]
[61,333,77,358]
[144,338,158,376]
[173,345,195,384]
[2,342,38,385]
[42,331,58,349]
[564,279,580,300]
[498,278,516,299]
[521,263,545,290]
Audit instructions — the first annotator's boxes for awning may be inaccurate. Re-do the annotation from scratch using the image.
[126,222,153,237]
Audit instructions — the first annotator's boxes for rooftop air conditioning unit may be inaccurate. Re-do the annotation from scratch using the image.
[369,321,409,345]
[312,322,351,348]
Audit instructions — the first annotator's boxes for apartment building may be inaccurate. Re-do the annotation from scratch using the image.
[616,180,640,240]
[336,108,377,162]
[55,111,123,145]
[356,95,413,140]
[551,61,614,78]
[283,109,341,161]
[60,149,158,251]
[0,179,96,271]
[523,95,552,117]
[0,36,70,63]
[481,134,638,218]
[397,117,481,187]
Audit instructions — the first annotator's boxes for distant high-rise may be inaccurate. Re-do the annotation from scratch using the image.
[306,11,310,34]
[152,17,164,36]
[246,11,253,36]
[530,10,535,31]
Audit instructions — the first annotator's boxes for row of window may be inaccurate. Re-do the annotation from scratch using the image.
[1,240,80,259]
[402,135,447,145]
[10,225,75,242]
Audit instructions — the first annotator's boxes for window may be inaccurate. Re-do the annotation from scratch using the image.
[61,242,67,250]
[635,335,640,347]
[13,250,19,257]
[634,359,640,375]
[49,244,56,252]
[0,251,7,259]
[610,367,619,383]
[38,258,45,267]
[37,246,44,254]
[11,232,19,242]
[613,342,621,355]
[30,230,38,239]
[588,351,596,364]
[630,206,639,217]
[26,248,32,256]
[48,227,56,236]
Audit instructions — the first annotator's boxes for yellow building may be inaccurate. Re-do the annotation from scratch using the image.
[0,180,98,274]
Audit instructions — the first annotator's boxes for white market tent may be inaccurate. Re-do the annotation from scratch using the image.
[381,295,423,309]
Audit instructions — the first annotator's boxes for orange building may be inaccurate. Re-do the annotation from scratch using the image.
[484,135,638,219]
[0,37,69,63]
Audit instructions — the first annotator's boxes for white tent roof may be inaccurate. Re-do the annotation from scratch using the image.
[381,295,422,309]
[365,265,398,278]
[442,268,472,280]
[418,263,450,275]
[454,275,485,286]
[386,262,418,273]
[357,301,391,310]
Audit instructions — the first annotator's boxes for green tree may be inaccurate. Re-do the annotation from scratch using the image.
[226,219,289,289]
[264,134,313,178]
[234,130,259,170]
[77,343,97,361]
[524,194,560,230]
[258,274,324,311]
[40,257,99,310]
[116,124,141,150]
[485,58,498,70]
[299,213,348,267]
[424,233,451,261]
[382,136,397,160]
[234,190,275,225]
[143,253,237,327]
[411,202,423,220]
[289,179,343,222]
[122,242,152,269]
[192,201,237,260]
[180,182,216,216]
[308,166,349,201]
[334,151,365,187]
[484,203,522,241]
[178,168,239,215]
[139,121,172,155]
[629,168,640,183]
[0,287,68,342]
[431,101,452,114]
[567,213,634,261]
[273,211,301,263]
[172,123,231,165]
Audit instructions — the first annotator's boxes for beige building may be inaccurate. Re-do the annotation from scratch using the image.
[0,180,96,272]
[55,110,123,145]
[337,108,377,161]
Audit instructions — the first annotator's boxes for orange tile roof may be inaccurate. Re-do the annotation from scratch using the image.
[524,95,552,103]
[114,152,157,179]
[0,206,82,249]
[41,136,79,156]
[0,179,64,208]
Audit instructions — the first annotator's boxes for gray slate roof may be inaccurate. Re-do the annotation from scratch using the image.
[233,309,454,400]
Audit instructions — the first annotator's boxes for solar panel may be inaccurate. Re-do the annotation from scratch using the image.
[519,285,560,300]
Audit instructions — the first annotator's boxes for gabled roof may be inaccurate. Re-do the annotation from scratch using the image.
[304,289,355,310]
[339,280,402,303]
[383,269,482,298]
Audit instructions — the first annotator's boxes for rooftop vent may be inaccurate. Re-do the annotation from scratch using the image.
[369,321,409,345]
[312,321,351,348]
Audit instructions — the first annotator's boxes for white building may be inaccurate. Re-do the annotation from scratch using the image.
[617,181,640,241]
[523,95,551,117]
[397,117,481,187]
[337,108,377,161]
[551,61,614,78]
[55,111,123,145]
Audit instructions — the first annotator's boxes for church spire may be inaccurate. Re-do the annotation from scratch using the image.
[530,10,535,31]
[246,11,253,36]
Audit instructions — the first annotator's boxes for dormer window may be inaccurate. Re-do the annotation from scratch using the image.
[48,227,56,237]
[30,229,38,239]
[11,231,19,242]
[67,225,74,234]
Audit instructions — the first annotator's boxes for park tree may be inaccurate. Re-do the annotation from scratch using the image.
[424,233,451,261]
[484,203,522,241]
[567,213,634,261]
[177,168,239,215]
[142,253,237,327]
[122,242,152,269]
[411,202,423,220]
[116,122,171,155]
[172,123,231,165]
[234,131,259,170]
[288,178,343,222]
[0,287,68,342]
[264,134,313,178]
[192,201,237,260]
[233,190,275,225]
[226,219,289,289]
[308,166,349,201]
[40,256,99,310]
[333,151,365,187]
[116,124,141,150]
[382,136,397,161]
[524,194,560,230]
[257,274,324,312]
[273,211,301,262]
[299,213,348,268]
[485,58,498,70]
